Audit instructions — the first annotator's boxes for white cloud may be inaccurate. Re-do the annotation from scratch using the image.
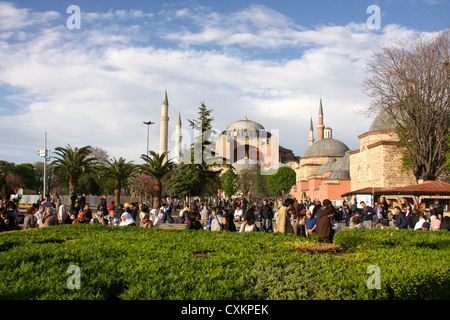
[0,1,59,31]
[0,3,437,165]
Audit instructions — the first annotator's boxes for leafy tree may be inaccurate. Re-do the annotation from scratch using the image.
[188,102,216,164]
[266,166,296,196]
[167,102,221,199]
[166,163,200,198]
[363,29,449,181]
[220,168,238,197]
[140,151,173,209]
[50,145,97,195]
[237,168,256,197]
[14,163,38,192]
[0,160,15,198]
[254,169,273,197]
[100,157,137,206]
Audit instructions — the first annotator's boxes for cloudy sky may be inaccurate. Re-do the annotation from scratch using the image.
[0,0,448,165]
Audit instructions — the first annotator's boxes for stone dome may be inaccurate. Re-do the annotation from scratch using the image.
[369,106,404,133]
[227,119,265,131]
[304,138,350,158]
[314,152,350,179]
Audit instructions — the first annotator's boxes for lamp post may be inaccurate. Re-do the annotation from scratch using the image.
[143,121,155,204]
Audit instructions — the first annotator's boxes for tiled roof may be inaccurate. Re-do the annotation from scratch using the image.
[379,180,450,195]
[341,181,450,197]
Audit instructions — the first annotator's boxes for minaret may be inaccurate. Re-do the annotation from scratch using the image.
[159,89,169,162]
[308,116,315,146]
[174,109,182,164]
[317,97,324,140]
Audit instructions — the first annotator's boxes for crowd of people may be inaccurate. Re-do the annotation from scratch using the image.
[1,193,449,241]
[341,199,450,231]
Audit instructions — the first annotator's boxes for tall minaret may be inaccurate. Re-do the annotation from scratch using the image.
[174,109,182,164]
[317,96,324,141]
[308,116,315,146]
[159,89,169,162]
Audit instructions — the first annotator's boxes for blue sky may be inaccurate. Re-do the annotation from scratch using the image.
[0,0,449,165]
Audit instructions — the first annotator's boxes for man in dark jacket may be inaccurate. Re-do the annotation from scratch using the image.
[260,199,273,232]
[361,201,375,229]
[393,206,408,230]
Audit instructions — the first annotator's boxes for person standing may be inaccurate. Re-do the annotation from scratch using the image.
[305,210,317,234]
[276,198,295,234]
[162,198,174,223]
[36,193,44,208]
[210,208,224,231]
[260,199,273,232]
[316,207,334,242]
[79,194,86,209]
[360,201,375,229]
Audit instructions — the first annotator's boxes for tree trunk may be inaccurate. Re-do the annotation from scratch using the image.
[154,179,162,209]
[69,176,78,196]
[114,180,121,207]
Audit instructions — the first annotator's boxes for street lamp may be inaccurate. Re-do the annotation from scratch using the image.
[143,121,155,204]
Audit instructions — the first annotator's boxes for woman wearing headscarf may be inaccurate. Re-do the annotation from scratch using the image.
[41,207,57,227]
[139,211,153,228]
[430,214,441,230]
[57,203,70,224]
[150,208,161,229]
[119,212,136,226]
[72,211,89,224]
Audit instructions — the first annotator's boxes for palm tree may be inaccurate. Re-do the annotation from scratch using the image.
[101,157,137,206]
[140,151,173,209]
[50,145,97,195]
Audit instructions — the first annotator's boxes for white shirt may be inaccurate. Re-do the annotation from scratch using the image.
[234,208,242,220]
[151,216,161,229]
[239,223,257,232]
[414,218,426,230]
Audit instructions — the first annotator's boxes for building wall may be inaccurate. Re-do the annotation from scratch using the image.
[350,130,416,191]
[290,171,351,202]
[295,156,340,181]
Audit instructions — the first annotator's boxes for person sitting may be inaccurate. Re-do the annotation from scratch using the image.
[73,211,89,224]
[239,211,257,232]
[41,207,57,227]
[222,210,236,232]
[119,212,136,226]
[349,215,365,229]
[421,221,430,231]
[139,210,153,228]
[150,209,162,229]
[185,213,203,230]
[414,213,428,230]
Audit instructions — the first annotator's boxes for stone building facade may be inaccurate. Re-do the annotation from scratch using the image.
[349,110,417,191]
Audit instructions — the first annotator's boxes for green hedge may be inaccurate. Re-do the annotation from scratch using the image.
[0,225,448,300]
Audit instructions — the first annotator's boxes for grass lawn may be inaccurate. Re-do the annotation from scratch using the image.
[0,224,449,300]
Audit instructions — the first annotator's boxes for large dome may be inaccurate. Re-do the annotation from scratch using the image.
[227,119,265,131]
[304,138,349,158]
